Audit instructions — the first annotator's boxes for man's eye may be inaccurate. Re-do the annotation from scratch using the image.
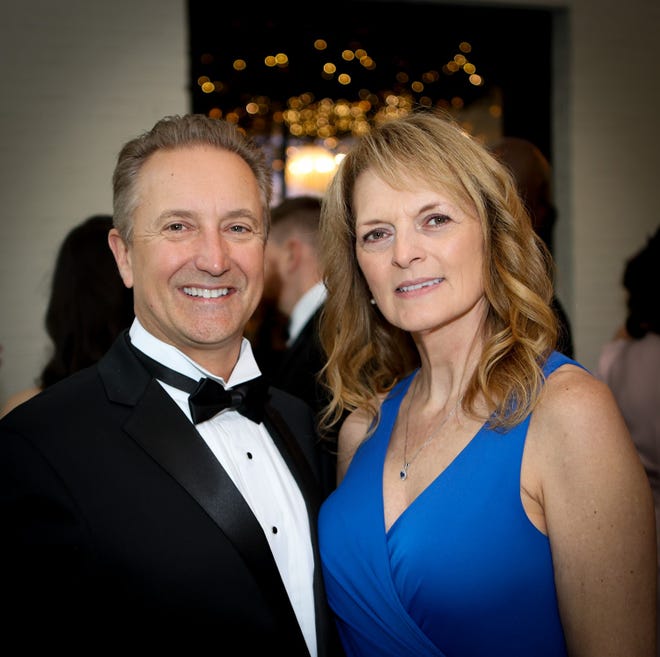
[166,223,186,232]
[229,224,249,233]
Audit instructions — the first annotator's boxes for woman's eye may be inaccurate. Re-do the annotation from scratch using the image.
[427,213,451,227]
[363,228,388,242]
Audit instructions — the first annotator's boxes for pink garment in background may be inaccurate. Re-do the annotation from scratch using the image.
[598,332,660,657]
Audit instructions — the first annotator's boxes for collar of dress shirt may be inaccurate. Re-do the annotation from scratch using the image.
[128,318,262,387]
[287,281,327,346]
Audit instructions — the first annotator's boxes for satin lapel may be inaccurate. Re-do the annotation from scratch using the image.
[124,382,306,645]
[99,337,305,645]
[263,400,321,514]
[264,398,335,653]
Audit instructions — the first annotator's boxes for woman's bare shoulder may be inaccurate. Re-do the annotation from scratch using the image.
[531,362,635,464]
[0,386,42,419]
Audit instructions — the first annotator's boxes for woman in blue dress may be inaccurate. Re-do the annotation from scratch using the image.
[316,110,656,657]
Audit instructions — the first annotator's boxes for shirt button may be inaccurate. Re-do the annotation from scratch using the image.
[246,452,253,459]
[272,526,278,534]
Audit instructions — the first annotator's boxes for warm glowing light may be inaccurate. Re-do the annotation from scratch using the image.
[197,33,494,143]
[489,104,502,118]
[285,144,340,195]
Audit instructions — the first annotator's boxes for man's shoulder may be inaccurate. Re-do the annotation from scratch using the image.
[267,385,315,417]
[1,365,105,427]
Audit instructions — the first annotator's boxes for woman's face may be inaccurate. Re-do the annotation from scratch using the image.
[353,169,487,337]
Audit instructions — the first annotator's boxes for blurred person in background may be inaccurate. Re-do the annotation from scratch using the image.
[0,214,134,418]
[597,224,660,656]
[490,136,574,357]
[259,194,335,494]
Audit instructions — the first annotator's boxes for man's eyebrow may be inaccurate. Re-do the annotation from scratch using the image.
[157,208,260,221]
[157,209,195,221]
[224,208,260,221]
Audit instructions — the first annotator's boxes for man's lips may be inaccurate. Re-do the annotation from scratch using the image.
[183,286,231,298]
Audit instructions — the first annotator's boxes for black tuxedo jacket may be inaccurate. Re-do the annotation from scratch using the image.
[275,308,326,414]
[0,332,343,655]
[273,306,337,495]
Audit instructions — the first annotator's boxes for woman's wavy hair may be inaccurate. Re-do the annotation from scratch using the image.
[318,109,558,433]
[112,114,272,243]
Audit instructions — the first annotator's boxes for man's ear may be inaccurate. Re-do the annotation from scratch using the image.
[108,228,134,289]
[284,237,303,274]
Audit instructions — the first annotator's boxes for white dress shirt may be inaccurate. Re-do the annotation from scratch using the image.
[129,319,317,657]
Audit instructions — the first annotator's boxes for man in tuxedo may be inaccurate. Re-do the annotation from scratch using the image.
[0,115,342,656]
[259,195,336,493]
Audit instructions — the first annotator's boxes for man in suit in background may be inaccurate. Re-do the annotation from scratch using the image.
[0,115,342,656]
[259,195,336,493]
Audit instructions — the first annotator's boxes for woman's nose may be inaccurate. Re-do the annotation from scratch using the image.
[390,228,424,268]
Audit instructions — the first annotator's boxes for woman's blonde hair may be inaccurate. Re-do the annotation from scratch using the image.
[318,109,558,433]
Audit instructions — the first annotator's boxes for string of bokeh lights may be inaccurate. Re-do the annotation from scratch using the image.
[196,39,487,140]
[194,37,495,196]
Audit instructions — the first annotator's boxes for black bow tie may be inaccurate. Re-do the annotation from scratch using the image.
[131,344,268,425]
[188,376,268,424]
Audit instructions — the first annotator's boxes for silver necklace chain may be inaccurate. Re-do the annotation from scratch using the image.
[400,384,462,481]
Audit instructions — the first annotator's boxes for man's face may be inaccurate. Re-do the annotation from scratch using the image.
[109,145,266,366]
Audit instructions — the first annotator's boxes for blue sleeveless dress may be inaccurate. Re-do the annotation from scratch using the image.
[318,351,573,657]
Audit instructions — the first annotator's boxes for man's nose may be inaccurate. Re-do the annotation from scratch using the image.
[194,230,230,275]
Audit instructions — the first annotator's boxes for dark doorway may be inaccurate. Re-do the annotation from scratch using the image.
[188,1,552,157]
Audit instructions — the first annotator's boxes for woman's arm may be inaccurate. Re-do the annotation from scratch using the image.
[532,365,656,656]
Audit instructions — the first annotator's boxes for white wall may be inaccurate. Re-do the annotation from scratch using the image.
[1,0,658,406]
[558,0,660,369]
[0,0,188,404]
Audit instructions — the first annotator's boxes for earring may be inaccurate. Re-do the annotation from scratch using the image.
[370,298,376,305]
